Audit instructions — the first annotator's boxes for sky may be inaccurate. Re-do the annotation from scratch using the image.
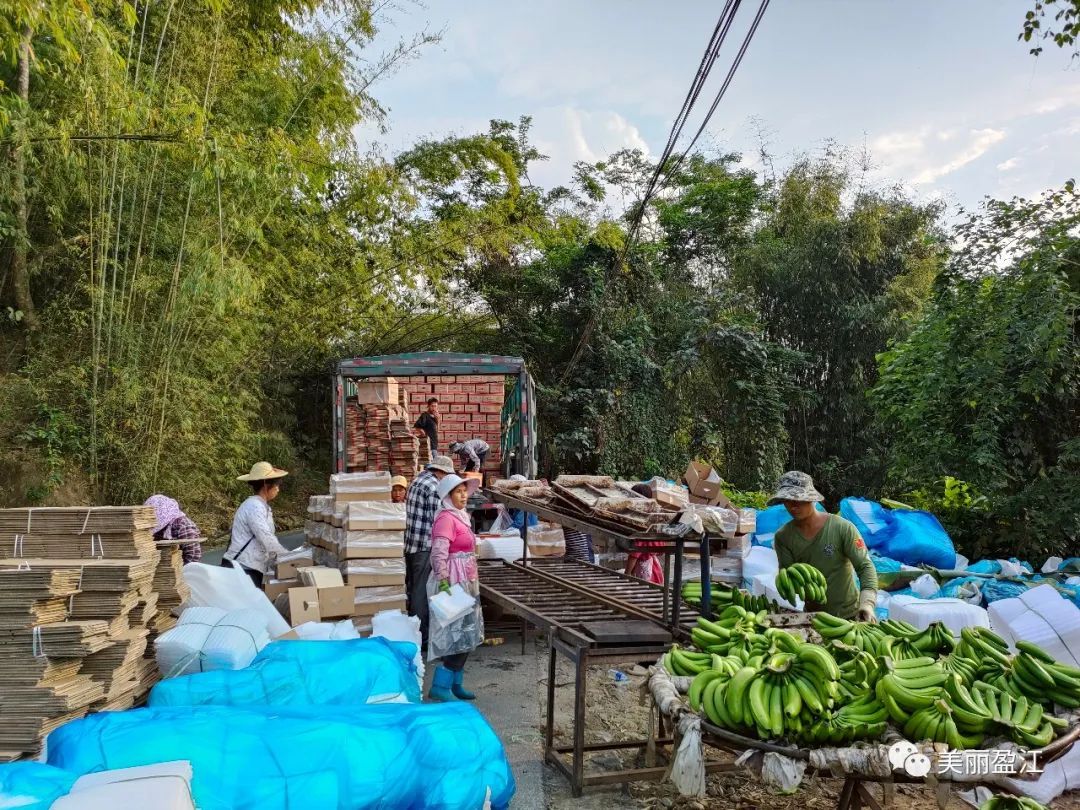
[356,1,1079,216]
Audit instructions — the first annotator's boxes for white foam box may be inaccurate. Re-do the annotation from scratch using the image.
[344,501,407,532]
[988,584,1080,668]
[889,595,989,635]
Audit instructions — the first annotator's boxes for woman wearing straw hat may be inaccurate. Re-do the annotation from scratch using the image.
[426,473,483,701]
[223,461,290,588]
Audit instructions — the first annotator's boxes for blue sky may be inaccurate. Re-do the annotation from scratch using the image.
[357,1,1078,215]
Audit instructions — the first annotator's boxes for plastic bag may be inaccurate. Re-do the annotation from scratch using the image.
[372,610,424,683]
[936,576,984,605]
[181,563,289,638]
[426,575,483,662]
[0,761,77,810]
[155,607,269,678]
[967,559,1002,575]
[839,498,957,569]
[47,703,516,810]
[910,574,940,599]
[148,638,421,708]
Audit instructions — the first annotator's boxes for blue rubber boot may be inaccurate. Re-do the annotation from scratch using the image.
[427,665,456,702]
[451,668,476,701]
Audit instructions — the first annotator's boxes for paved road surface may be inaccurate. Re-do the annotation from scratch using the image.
[200,529,305,565]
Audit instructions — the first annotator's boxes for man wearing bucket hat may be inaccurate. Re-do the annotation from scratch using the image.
[405,456,455,648]
[223,462,290,588]
[770,471,878,621]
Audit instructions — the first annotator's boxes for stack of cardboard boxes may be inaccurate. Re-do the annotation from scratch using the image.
[682,461,756,586]
[268,472,407,633]
[345,378,420,479]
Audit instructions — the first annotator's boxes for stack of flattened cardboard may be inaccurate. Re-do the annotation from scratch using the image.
[149,545,189,632]
[0,506,164,758]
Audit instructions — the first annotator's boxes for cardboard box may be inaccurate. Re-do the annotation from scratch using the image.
[263,577,298,601]
[318,585,357,619]
[297,566,345,589]
[652,481,689,511]
[276,549,314,579]
[344,569,407,587]
[289,586,322,625]
[684,461,725,505]
[337,529,405,560]
[354,377,399,405]
[333,491,391,504]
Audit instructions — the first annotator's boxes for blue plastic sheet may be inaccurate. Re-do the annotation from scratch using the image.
[980,579,1030,603]
[839,498,957,569]
[966,559,1002,575]
[751,503,825,546]
[149,637,420,708]
[47,703,515,810]
[936,576,983,602]
[0,761,76,810]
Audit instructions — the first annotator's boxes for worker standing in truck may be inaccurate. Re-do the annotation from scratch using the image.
[449,439,489,472]
[413,397,440,460]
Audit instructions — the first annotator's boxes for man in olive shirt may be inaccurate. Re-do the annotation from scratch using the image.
[771,471,878,621]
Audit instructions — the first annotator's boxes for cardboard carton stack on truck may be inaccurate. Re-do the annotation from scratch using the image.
[345,378,420,479]
[272,473,407,633]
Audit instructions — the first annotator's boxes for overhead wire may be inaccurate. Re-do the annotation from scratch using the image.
[559,0,770,384]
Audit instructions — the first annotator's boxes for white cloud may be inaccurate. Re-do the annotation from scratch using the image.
[912,128,1006,184]
[868,127,1007,187]
[997,157,1020,171]
[528,107,650,187]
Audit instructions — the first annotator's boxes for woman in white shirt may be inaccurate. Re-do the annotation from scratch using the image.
[223,461,290,587]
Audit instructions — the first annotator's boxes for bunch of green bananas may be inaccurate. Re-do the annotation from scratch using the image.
[878,618,920,639]
[681,582,780,614]
[875,656,947,726]
[835,646,879,699]
[979,796,1047,810]
[957,627,1013,682]
[910,622,957,655]
[903,697,984,749]
[803,692,889,745]
[690,605,773,657]
[663,645,715,677]
[1004,642,1080,709]
[940,651,980,685]
[812,612,888,654]
[971,681,1060,748]
[776,563,827,605]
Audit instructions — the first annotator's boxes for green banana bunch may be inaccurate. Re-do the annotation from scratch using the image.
[690,605,773,655]
[879,618,920,640]
[812,611,889,654]
[681,580,736,610]
[957,627,1012,680]
[903,697,984,749]
[663,645,715,677]
[878,634,926,662]
[979,796,1047,810]
[971,681,1057,748]
[940,651,980,685]
[910,622,956,655]
[776,563,828,606]
[875,656,947,725]
[804,692,889,745]
[1006,642,1080,709]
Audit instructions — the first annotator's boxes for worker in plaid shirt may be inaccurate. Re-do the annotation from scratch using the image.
[405,456,455,647]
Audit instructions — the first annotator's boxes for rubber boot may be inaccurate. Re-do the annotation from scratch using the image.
[451,668,476,701]
[427,665,456,702]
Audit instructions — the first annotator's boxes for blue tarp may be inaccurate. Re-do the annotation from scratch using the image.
[149,637,421,708]
[47,703,515,810]
[839,498,957,569]
[0,762,76,810]
[751,503,825,546]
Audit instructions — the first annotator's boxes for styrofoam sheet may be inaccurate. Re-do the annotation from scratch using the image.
[888,596,989,634]
[988,584,1080,667]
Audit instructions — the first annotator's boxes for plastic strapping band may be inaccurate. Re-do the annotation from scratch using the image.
[79,509,92,535]
[17,561,30,571]
[25,508,32,535]
[32,625,45,658]
[13,534,23,557]
[90,534,103,558]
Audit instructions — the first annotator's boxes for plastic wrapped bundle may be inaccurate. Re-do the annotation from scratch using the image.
[980,578,1030,603]
[0,761,77,810]
[839,498,956,569]
[155,607,269,677]
[47,703,516,810]
[148,638,421,707]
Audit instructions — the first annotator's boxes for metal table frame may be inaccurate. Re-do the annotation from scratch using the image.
[487,490,718,632]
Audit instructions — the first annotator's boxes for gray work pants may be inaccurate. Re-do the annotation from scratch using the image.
[405,550,431,646]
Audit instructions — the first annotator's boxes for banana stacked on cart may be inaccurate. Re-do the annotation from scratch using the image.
[664,608,1080,752]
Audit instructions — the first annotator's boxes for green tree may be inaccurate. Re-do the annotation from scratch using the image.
[873,187,1080,559]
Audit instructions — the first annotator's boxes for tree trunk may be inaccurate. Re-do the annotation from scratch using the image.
[9,24,38,331]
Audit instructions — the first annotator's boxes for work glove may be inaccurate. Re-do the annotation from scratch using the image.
[438,579,451,594]
[857,589,878,623]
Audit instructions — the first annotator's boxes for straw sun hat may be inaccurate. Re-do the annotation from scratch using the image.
[236,461,289,482]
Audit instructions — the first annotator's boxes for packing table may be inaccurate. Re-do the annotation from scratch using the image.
[479,559,734,796]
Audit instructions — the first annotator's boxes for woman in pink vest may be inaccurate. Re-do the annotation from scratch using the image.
[427,474,484,701]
